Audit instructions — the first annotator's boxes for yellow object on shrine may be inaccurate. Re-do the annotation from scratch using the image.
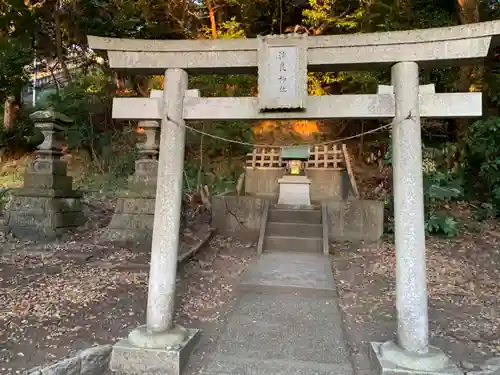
[290,160,301,175]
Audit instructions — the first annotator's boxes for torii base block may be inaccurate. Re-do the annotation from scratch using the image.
[109,328,201,375]
[369,342,463,375]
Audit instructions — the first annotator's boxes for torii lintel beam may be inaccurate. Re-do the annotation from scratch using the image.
[112,92,482,121]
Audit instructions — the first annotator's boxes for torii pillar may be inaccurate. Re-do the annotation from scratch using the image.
[109,69,201,375]
[369,63,464,375]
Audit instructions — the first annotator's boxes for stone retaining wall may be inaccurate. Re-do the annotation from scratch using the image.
[244,169,352,201]
[212,195,268,241]
[325,199,384,242]
[212,195,384,242]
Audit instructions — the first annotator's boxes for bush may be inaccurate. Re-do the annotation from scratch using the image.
[384,143,463,236]
[467,117,500,213]
[43,67,136,176]
[0,106,38,155]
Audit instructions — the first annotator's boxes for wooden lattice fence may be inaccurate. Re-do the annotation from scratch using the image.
[245,144,346,170]
[245,143,359,198]
[245,146,283,168]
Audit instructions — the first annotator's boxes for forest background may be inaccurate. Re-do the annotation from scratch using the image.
[1,0,500,236]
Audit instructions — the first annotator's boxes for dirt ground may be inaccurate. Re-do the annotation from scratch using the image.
[332,220,500,373]
[0,213,255,374]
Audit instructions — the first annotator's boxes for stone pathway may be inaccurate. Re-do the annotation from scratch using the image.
[196,251,356,375]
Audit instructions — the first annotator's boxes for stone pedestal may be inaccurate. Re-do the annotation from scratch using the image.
[277,175,312,206]
[101,120,159,244]
[6,110,84,239]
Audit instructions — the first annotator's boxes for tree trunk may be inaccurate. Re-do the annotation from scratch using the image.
[55,2,71,83]
[3,96,18,130]
[455,0,480,141]
[207,0,217,39]
[132,76,150,97]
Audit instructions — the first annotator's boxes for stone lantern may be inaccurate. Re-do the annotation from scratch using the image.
[6,109,84,239]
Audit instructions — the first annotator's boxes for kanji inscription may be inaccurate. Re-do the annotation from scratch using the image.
[257,37,307,111]
[271,47,296,96]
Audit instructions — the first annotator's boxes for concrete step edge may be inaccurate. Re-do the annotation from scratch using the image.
[270,208,321,213]
[265,235,323,241]
[267,221,322,227]
[263,248,324,253]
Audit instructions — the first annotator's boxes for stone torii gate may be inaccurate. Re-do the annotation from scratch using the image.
[89,21,500,375]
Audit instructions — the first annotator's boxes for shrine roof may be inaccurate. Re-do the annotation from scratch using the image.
[281,146,311,160]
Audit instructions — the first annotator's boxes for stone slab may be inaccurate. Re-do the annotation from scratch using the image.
[79,345,112,375]
[26,345,112,375]
[115,197,156,214]
[215,292,350,365]
[240,252,337,297]
[8,210,84,228]
[12,187,82,198]
[100,228,153,244]
[24,174,73,190]
[369,342,463,375]
[38,356,80,375]
[107,212,154,230]
[7,225,74,240]
[9,196,83,213]
[257,36,308,110]
[109,328,201,375]
[201,355,354,375]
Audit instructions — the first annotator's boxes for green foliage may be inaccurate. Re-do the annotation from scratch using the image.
[0,38,33,101]
[44,67,113,150]
[0,0,35,40]
[0,105,37,152]
[43,67,136,176]
[73,0,200,40]
[467,117,500,212]
[425,214,459,236]
[422,167,462,236]
[200,18,245,39]
[302,0,365,32]
[184,161,243,195]
[384,144,463,236]
[0,187,10,213]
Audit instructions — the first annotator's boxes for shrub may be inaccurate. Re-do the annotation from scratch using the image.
[384,142,463,236]
[467,117,500,213]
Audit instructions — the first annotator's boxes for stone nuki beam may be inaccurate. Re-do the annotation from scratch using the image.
[88,20,500,73]
[112,92,482,120]
[377,84,436,94]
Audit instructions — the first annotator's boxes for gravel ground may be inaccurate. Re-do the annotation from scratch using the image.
[0,230,255,374]
[333,221,500,374]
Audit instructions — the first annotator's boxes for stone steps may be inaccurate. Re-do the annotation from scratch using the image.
[266,221,323,238]
[262,205,324,254]
[268,207,321,225]
[264,235,323,253]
